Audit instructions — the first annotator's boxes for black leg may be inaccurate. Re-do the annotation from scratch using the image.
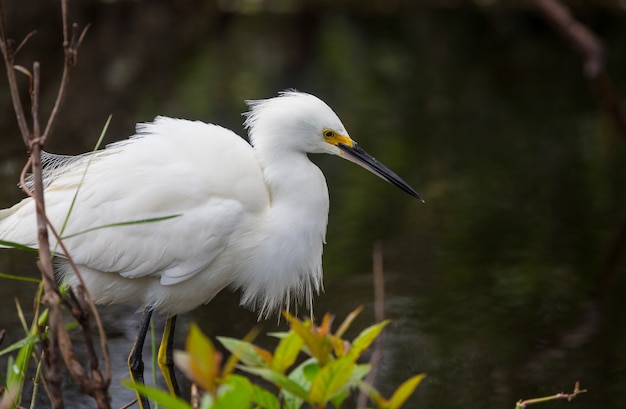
[158,315,181,396]
[128,306,153,409]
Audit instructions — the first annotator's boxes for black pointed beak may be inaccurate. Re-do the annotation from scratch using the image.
[338,142,424,202]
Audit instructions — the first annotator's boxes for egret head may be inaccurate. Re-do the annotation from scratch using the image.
[244,90,351,156]
[244,91,423,200]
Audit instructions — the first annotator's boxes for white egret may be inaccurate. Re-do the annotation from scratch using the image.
[0,91,422,407]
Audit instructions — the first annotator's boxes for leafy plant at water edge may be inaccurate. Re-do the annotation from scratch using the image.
[125,308,425,409]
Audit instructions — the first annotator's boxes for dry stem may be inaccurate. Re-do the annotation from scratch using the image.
[516,381,587,408]
[0,1,109,408]
[356,241,386,409]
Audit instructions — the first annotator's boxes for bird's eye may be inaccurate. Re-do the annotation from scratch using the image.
[323,129,334,139]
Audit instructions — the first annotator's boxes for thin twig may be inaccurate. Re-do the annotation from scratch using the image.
[118,399,137,409]
[32,62,41,142]
[42,22,90,143]
[372,241,385,325]
[61,0,69,47]
[56,286,109,406]
[0,29,31,142]
[15,30,37,55]
[356,241,386,409]
[516,381,587,408]
[29,114,64,406]
[19,153,112,386]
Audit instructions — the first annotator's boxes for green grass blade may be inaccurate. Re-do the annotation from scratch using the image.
[0,320,78,356]
[0,240,38,253]
[61,215,182,240]
[57,114,111,241]
[0,272,41,283]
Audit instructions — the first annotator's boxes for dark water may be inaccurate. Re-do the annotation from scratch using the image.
[1,3,625,408]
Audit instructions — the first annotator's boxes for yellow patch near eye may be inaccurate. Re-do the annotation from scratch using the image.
[323,129,353,147]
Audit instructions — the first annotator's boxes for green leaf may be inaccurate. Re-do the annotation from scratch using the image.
[328,363,372,408]
[3,356,19,402]
[387,373,425,409]
[186,323,219,392]
[334,305,364,338]
[271,330,304,374]
[251,383,280,409]
[221,327,264,377]
[345,364,370,389]
[358,381,386,408]
[0,333,40,357]
[124,380,192,409]
[218,337,268,368]
[266,331,290,339]
[2,309,70,408]
[283,358,316,409]
[350,320,389,359]
[302,362,319,382]
[213,375,254,409]
[309,356,356,404]
[329,389,349,408]
[283,312,322,360]
[240,366,310,402]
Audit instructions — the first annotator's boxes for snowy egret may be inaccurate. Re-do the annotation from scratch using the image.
[0,91,422,407]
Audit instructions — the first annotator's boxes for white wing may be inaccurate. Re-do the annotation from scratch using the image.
[0,117,270,286]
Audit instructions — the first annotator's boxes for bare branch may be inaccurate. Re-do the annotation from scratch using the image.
[42,22,90,144]
[372,241,385,324]
[32,62,41,139]
[15,30,37,55]
[516,381,587,408]
[2,1,111,407]
[0,30,31,143]
[0,4,7,42]
[532,0,626,140]
[43,215,112,383]
[532,0,604,78]
[61,0,69,46]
